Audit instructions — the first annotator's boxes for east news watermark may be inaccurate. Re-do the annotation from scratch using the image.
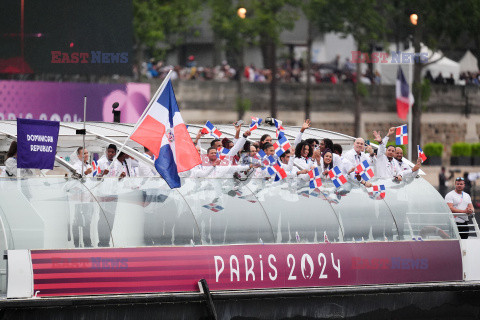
[351,51,428,64]
[51,51,129,64]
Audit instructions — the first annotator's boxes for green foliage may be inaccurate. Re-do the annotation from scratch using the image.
[451,142,472,157]
[235,97,251,114]
[471,143,480,157]
[420,78,431,112]
[357,82,369,98]
[423,143,443,157]
[133,0,202,57]
[386,141,405,154]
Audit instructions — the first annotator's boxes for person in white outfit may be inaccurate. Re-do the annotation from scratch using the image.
[445,177,475,239]
[372,128,402,180]
[294,141,317,171]
[72,147,93,176]
[3,141,33,177]
[97,144,124,177]
[343,137,374,178]
[394,147,422,179]
[137,147,159,177]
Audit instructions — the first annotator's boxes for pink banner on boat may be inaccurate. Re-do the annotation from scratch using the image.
[30,241,462,297]
[0,80,150,123]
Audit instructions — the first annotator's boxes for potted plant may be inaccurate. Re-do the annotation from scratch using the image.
[451,142,471,166]
[423,143,443,165]
[472,143,480,166]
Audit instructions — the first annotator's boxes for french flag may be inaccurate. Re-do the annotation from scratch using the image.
[418,145,427,162]
[201,121,222,139]
[273,132,291,157]
[250,117,262,131]
[395,125,408,145]
[130,74,201,188]
[396,67,414,120]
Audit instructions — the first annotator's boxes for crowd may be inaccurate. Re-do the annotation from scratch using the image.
[141,55,381,85]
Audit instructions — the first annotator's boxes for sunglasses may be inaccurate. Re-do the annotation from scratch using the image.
[456,177,465,181]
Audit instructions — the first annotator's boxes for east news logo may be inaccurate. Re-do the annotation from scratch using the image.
[51,51,128,64]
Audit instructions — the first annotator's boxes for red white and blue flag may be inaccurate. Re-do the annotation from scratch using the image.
[395,125,408,145]
[250,117,262,131]
[328,166,347,188]
[396,67,414,120]
[267,164,287,181]
[273,132,291,157]
[308,167,322,189]
[201,121,222,139]
[418,145,427,162]
[202,203,224,213]
[274,118,284,137]
[91,160,101,177]
[372,184,386,199]
[217,147,230,160]
[130,74,201,188]
[355,159,374,181]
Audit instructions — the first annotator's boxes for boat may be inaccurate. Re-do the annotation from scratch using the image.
[0,120,479,319]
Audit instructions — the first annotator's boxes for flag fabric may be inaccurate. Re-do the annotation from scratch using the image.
[355,159,374,181]
[328,166,347,188]
[201,121,222,139]
[16,118,60,170]
[250,117,262,131]
[372,184,386,199]
[267,163,287,181]
[418,145,427,162]
[130,77,201,188]
[91,160,101,177]
[308,167,323,189]
[324,231,330,243]
[273,132,291,157]
[396,67,414,120]
[217,147,230,160]
[395,125,408,145]
[274,118,284,137]
[202,203,224,213]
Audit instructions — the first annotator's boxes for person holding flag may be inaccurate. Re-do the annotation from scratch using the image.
[394,147,422,179]
[73,147,93,176]
[372,128,402,180]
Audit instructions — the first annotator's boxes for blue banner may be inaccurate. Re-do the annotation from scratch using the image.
[17,118,60,170]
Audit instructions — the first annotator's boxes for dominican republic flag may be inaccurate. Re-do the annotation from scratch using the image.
[273,132,291,157]
[202,203,224,213]
[308,167,322,189]
[395,125,408,145]
[372,184,386,199]
[201,121,222,139]
[250,117,262,131]
[217,147,230,160]
[267,164,287,181]
[130,74,201,188]
[418,145,427,162]
[355,159,374,181]
[328,166,347,188]
[91,160,101,177]
[396,67,414,120]
[274,118,284,137]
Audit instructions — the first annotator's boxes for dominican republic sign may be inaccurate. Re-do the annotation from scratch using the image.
[15,241,463,297]
[17,118,59,170]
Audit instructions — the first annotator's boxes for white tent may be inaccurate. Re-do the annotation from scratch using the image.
[374,44,460,85]
[459,50,479,73]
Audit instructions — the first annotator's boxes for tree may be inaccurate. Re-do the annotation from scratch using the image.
[335,0,386,137]
[133,0,201,76]
[208,0,257,119]
[249,0,300,118]
[302,0,345,119]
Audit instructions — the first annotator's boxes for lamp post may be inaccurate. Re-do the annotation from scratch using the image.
[407,13,417,161]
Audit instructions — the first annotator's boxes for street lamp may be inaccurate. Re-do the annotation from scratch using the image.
[410,13,418,26]
[237,7,247,19]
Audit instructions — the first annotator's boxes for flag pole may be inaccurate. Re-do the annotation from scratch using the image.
[106,70,173,172]
[407,41,413,160]
[82,96,87,177]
